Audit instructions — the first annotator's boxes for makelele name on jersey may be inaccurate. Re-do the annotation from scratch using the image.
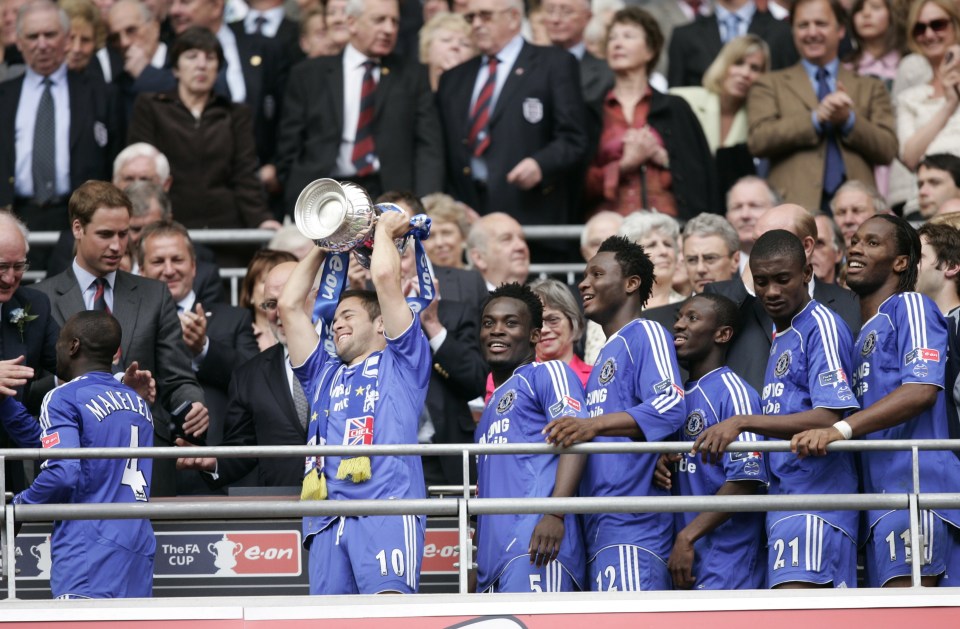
[83,388,153,424]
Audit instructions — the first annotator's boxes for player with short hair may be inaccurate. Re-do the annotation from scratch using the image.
[545,235,686,592]
[3,311,155,598]
[793,215,960,587]
[476,282,588,593]
[693,230,860,589]
[278,210,431,595]
[657,293,768,590]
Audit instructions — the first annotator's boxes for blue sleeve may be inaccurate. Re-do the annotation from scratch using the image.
[292,338,329,402]
[0,396,42,447]
[896,293,947,389]
[385,311,431,390]
[805,307,859,410]
[718,374,769,484]
[14,389,80,505]
[624,320,687,442]
[536,361,588,425]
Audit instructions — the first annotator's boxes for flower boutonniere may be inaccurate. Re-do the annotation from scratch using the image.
[9,305,39,342]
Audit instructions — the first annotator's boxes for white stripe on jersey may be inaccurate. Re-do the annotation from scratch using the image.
[810,305,842,373]
[721,371,754,415]
[904,292,929,351]
[544,360,571,406]
[640,321,684,415]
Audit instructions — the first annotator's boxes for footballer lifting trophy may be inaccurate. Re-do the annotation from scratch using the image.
[293,178,428,268]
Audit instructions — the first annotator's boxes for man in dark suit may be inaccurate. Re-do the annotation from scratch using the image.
[33,181,209,496]
[108,0,171,117]
[0,211,58,492]
[746,0,897,212]
[276,0,444,209]
[705,203,860,391]
[137,222,258,450]
[0,0,118,265]
[667,0,797,88]
[178,261,307,490]
[436,0,588,261]
[541,0,612,116]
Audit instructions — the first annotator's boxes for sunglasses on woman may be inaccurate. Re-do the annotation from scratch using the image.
[912,18,951,38]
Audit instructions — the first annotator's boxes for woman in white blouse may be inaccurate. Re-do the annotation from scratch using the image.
[897,0,960,174]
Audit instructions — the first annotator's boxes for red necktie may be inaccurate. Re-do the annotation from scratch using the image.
[351,60,378,177]
[92,277,110,314]
[468,56,499,157]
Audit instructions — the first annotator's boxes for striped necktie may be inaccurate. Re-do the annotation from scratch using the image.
[351,60,378,177]
[468,56,499,157]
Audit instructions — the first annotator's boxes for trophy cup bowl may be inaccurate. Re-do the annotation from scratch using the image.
[294,180,411,268]
[293,178,376,252]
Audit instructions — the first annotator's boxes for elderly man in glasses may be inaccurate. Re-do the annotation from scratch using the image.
[0,209,59,491]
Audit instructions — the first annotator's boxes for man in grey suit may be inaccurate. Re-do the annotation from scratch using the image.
[34,181,209,496]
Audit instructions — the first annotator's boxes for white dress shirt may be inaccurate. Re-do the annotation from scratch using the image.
[217,24,247,103]
[468,34,524,181]
[244,6,285,37]
[14,63,71,198]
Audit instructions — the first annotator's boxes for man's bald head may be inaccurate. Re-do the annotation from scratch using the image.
[0,211,29,303]
[754,204,817,261]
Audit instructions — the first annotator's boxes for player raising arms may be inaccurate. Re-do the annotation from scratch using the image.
[692,230,860,589]
[656,293,768,590]
[545,236,686,592]
[278,210,431,595]
[475,283,588,593]
[2,312,156,598]
[793,215,960,587]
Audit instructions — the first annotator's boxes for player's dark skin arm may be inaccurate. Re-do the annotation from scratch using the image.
[792,384,939,457]
[668,480,762,588]
[543,412,643,448]
[693,407,848,465]
[528,453,586,567]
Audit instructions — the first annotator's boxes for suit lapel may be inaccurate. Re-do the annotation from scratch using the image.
[373,55,396,120]
[233,28,262,108]
[266,346,306,438]
[53,267,86,325]
[781,64,819,110]
[110,272,141,367]
[67,71,83,151]
[329,55,345,134]
[0,295,27,360]
[455,57,482,135]
[490,42,534,127]
[700,17,723,57]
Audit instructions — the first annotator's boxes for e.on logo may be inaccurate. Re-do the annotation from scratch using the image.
[422,529,469,574]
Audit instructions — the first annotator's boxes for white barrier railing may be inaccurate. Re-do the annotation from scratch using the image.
[3,439,956,597]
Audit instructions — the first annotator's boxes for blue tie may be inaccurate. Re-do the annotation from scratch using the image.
[816,66,845,197]
[723,14,741,43]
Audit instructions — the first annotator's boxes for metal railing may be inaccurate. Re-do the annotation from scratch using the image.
[3,439,955,598]
[24,226,589,303]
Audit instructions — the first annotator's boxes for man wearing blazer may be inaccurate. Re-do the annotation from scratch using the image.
[746,0,897,212]
[0,212,58,492]
[34,181,208,497]
[705,204,860,391]
[667,0,797,88]
[179,262,308,490]
[0,1,117,247]
[436,0,588,260]
[275,0,444,209]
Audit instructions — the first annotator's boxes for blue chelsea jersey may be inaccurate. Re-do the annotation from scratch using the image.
[14,371,156,596]
[677,367,768,589]
[294,315,431,539]
[580,318,686,559]
[854,292,960,528]
[475,360,589,591]
[762,300,859,537]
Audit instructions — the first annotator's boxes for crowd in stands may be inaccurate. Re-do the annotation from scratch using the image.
[2,0,960,597]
